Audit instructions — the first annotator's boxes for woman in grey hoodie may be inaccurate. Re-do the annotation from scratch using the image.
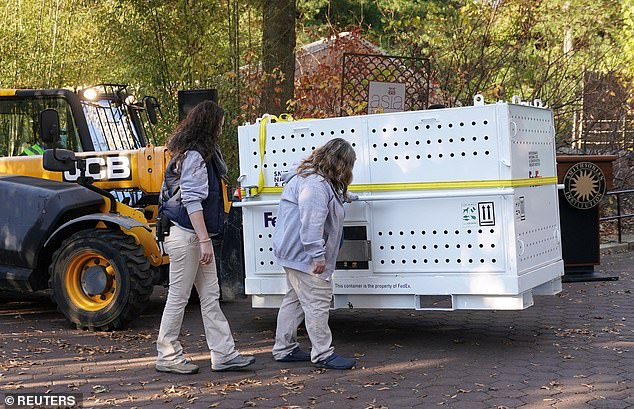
[272,137,357,370]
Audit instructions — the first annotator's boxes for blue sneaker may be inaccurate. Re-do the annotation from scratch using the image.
[316,353,355,370]
[276,347,311,362]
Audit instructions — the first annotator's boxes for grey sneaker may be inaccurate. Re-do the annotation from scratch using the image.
[212,354,256,371]
[155,359,199,374]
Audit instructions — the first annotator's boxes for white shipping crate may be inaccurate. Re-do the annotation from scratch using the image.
[236,97,563,311]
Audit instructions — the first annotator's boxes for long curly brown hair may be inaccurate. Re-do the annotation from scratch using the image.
[166,100,224,165]
[296,138,356,197]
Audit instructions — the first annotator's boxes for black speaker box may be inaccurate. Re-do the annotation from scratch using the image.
[177,89,218,121]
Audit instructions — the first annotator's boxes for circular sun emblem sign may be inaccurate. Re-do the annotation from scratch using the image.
[563,162,606,210]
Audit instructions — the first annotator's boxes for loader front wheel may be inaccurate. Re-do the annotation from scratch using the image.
[49,229,153,330]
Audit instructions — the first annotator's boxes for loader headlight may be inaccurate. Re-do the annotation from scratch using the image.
[83,88,98,100]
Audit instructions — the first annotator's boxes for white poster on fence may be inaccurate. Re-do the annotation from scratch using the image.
[368,81,406,114]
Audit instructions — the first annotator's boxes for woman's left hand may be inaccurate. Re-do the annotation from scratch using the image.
[199,241,214,264]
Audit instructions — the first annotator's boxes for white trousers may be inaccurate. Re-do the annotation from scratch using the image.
[272,267,335,363]
[156,225,238,366]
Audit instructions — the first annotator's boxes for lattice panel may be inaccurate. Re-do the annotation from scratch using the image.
[341,53,430,116]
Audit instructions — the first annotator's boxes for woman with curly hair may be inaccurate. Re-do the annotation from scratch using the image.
[272,137,358,370]
[156,100,255,374]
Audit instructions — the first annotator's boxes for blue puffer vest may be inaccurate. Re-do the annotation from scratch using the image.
[159,153,224,235]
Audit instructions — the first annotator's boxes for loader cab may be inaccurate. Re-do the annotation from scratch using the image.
[0,84,158,157]
[0,91,82,157]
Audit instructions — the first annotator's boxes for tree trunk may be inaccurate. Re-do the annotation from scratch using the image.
[259,0,296,116]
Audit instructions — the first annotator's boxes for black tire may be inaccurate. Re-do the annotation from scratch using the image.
[49,229,153,330]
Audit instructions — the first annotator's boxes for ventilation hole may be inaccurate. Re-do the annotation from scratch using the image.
[469,259,473,263]
[372,129,376,133]
[423,245,427,249]
[388,231,393,236]
[484,120,488,125]
[351,129,355,133]
[480,259,485,263]
[437,124,442,129]
[381,260,385,264]
[390,246,395,250]
[426,125,430,129]
[461,152,466,156]
[472,121,476,126]
[404,128,408,132]
[380,246,384,250]
[434,259,439,264]
[439,154,443,158]
[383,128,387,132]
[391,260,396,264]
[427,140,431,144]
[378,232,383,236]
[434,245,438,249]
[460,122,464,127]
[491,244,496,248]
[468,244,473,248]
[448,123,453,128]
[457,259,462,263]
[445,244,450,249]
[461,137,466,142]
[415,125,419,130]
[492,258,496,263]
[433,230,437,234]
[445,259,450,263]
[456,244,461,248]
[341,130,345,134]
[449,138,454,143]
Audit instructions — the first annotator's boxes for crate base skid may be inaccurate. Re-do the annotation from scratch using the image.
[238,97,564,312]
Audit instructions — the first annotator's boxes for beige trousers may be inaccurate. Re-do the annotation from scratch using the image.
[272,267,335,363]
[156,225,238,366]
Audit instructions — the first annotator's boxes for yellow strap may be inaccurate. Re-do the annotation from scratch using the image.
[257,113,295,195]
[0,89,16,96]
[256,176,559,195]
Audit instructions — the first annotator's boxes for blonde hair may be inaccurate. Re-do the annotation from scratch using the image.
[296,138,356,196]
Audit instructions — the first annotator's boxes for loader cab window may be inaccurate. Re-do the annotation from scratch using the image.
[0,97,81,157]
[82,99,143,151]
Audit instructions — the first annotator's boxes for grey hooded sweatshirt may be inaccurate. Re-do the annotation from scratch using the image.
[273,171,345,281]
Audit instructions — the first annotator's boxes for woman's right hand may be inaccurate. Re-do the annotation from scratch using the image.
[199,241,214,265]
[312,259,326,274]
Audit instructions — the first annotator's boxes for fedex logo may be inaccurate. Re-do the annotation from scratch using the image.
[264,212,277,228]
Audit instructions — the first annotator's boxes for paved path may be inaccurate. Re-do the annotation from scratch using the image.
[1,253,633,409]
